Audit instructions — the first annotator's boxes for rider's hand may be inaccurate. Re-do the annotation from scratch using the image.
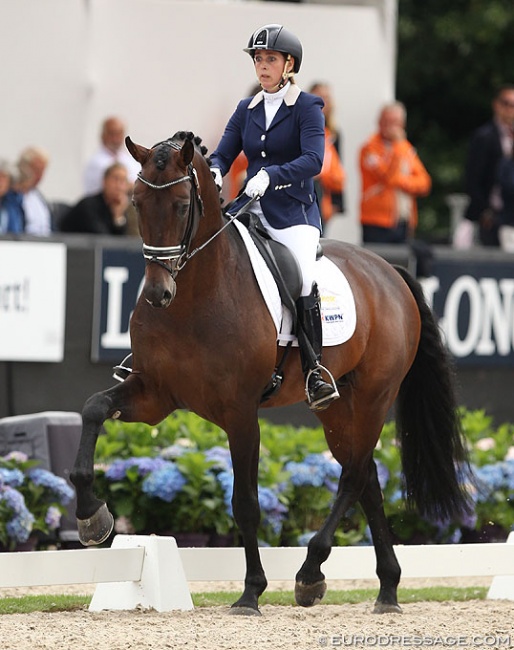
[210,167,223,191]
[245,169,270,199]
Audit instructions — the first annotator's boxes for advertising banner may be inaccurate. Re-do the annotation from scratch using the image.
[92,248,144,362]
[93,246,514,367]
[422,259,514,366]
[0,241,66,362]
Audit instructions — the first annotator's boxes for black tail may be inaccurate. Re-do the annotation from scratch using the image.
[394,266,472,521]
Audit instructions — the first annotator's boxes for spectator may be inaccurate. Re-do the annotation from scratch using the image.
[0,159,24,234]
[308,81,345,230]
[84,116,141,195]
[16,147,52,236]
[60,162,130,235]
[463,83,514,247]
[359,101,431,244]
[497,148,514,252]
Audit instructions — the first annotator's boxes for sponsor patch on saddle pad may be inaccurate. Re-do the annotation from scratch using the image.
[232,219,356,346]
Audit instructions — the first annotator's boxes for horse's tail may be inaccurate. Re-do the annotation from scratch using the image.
[394,265,472,521]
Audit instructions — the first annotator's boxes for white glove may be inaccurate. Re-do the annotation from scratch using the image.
[210,167,223,191]
[245,169,270,199]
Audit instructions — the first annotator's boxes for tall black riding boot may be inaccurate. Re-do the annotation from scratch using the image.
[296,283,340,412]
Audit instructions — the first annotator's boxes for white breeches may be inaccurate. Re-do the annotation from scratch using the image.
[251,205,320,296]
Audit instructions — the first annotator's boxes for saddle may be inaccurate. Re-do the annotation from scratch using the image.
[235,212,323,403]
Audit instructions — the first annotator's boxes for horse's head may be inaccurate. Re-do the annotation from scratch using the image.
[126,131,211,309]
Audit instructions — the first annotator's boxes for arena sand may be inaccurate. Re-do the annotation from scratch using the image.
[1,578,513,650]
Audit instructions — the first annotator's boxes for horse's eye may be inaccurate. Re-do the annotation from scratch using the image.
[177,203,189,219]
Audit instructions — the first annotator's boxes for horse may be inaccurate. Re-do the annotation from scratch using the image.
[70,130,471,616]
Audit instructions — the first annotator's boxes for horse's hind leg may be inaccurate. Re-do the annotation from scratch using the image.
[359,460,402,613]
[294,459,370,607]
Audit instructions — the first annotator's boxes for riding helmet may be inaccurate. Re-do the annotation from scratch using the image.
[244,24,303,73]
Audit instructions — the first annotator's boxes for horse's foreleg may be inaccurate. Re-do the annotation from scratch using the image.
[227,423,267,615]
[359,461,402,613]
[70,388,120,545]
[294,463,369,607]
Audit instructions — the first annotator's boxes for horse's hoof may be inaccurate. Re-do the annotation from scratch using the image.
[294,580,327,607]
[77,503,114,546]
[229,606,262,617]
[373,601,403,614]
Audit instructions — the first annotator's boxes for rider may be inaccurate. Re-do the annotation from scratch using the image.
[209,24,340,412]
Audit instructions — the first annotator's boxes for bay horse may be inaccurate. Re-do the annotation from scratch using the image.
[70,131,470,615]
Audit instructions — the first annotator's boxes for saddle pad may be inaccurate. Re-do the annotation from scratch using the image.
[232,219,356,347]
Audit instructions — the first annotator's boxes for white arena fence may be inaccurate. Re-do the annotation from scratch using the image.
[0,533,513,612]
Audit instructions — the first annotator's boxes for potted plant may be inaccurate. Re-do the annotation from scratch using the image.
[0,451,75,551]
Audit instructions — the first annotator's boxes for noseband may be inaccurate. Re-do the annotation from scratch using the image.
[138,141,204,278]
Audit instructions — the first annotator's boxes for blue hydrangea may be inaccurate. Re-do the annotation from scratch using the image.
[204,447,232,471]
[217,470,234,516]
[284,459,325,488]
[45,505,62,530]
[474,463,507,499]
[160,445,187,460]
[27,468,74,505]
[0,468,24,488]
[0,485,35,544]
[259,486,288,535]
[105,457,171,481]
[141,464,187,502]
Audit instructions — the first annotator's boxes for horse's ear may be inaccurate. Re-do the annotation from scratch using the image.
[179,138,195,167]
[125,136,150,164]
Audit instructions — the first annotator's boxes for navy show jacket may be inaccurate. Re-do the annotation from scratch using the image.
[210,84,325,231]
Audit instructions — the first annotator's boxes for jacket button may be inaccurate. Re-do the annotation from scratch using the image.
[261,134,266,141]
[261,151,266,158]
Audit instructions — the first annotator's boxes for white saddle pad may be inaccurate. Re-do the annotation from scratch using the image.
[233,219,357,347]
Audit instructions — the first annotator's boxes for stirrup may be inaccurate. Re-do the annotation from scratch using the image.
[305,365,340,412]
[113,354,133,382]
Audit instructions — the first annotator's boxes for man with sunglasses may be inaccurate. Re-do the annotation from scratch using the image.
[464,84,514,246]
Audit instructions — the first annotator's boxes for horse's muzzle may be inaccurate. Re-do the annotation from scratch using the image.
[143,277,177,308]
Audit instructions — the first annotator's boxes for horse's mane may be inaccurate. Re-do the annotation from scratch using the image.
[151,131,212,170]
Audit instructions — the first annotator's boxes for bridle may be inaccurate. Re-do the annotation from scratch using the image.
[137,138,256,279]
[138,140,204,278]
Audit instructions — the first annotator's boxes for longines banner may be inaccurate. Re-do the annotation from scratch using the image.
[92,247,514,366]
[0,241,66,362]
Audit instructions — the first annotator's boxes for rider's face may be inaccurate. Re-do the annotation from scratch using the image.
[253,49,292,93]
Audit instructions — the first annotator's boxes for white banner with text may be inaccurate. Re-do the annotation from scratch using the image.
[0,241,66,361]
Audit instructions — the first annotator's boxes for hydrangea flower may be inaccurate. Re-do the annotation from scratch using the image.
[217,470,234,516]
[0,485,35,544]
[27,468,74,505]
[105,457,172,481]
[142,464,187,502]
[0,468,25,488]
[44,506,62,531]
[258,486,288,536]
[204,447,232,471]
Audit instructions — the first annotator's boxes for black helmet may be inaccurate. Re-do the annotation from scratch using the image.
[244,24,303,73]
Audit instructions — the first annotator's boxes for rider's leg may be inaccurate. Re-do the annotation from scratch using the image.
[257,218,339,411]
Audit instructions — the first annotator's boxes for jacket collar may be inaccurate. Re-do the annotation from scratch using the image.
[248,83,301,109]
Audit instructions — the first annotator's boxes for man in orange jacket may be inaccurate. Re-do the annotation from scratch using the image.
[359,102,431,243]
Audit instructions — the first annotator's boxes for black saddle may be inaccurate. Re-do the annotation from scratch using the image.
[237,212,324,316]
